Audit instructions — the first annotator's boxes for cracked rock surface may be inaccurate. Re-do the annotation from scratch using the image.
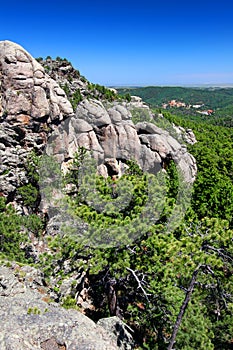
[0,266,120,350]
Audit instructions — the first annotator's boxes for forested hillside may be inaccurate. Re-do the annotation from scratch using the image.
[117,86,233,127]
[1,109,232,349]
[117,86,233,109]
[1,41,233,349]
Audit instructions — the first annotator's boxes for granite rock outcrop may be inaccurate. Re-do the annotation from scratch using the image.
[47,98,197,184]
[0,265,133,350]
[0,40,197,211]
[0,40,73,123]
[0,41,74,209]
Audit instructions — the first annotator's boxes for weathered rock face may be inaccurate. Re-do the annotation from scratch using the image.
[172,124,197,145]
[97,317,135,350]
[0,265,130,350]
[0,40,73,123]
[0,41,74,207]
[47,98,197,183]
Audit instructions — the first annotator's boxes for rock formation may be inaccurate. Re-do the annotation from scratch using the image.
[0,40,197,208]
[46,98,197,184]
[0,40,73,123]
[0,41,74,209]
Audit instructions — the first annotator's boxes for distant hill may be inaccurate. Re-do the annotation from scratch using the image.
[116,86,233,109]
[117,86,233,127]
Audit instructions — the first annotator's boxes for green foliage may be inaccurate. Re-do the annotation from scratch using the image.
[27,306,49,314]
[125,93,132,102]
[165,159,179,198]
[61,295,80,310]
[0,197,6,211]
[35,57,43,62]
[61,82,70,97]
[0,195,45,263]
[18,183,39,207]
[0,152,45,263]
[22,214,45,236]
[87,83,118,101]
[61,151,173,248]
[39,109,233,349]
[26,151,40,183]
[17,151,40,210]
[47,211,233,348]
[130,106,152,124]
[44,65,50,74]
[27,306,41,315]
[0,198,28,262]
[56,56,69,63]
[70,88,82,110]
[39,154,63,193]
[165,112,233,225]
[175,299,214,350]
[60,84,82,110]
[125,160,143,176]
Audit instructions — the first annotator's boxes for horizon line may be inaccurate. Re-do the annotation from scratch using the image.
[107,83,233,88]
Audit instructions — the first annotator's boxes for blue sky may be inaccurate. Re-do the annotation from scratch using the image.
[1,0,233,86]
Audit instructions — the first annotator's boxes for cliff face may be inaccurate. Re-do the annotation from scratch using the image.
[0,40,196,211]
[0,41,73,208]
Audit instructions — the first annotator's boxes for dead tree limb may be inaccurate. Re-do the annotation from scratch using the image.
[126,267,150,303]
[167,265,201,350]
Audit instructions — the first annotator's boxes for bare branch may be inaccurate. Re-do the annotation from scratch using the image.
[126,267,150,303]
[203,244,233,262]
[126,245,136,254]
[204,264,216,276]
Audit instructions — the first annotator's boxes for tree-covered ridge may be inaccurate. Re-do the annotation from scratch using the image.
[36,119,232,350]
[117,86,233,109]
[27,115,233,348]
[163,112,233,224]
[117,86,233,127]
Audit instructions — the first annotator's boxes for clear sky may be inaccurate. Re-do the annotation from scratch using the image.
[1,0,233,86]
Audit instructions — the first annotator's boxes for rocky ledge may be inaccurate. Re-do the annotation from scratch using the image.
[0,265,134,350]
